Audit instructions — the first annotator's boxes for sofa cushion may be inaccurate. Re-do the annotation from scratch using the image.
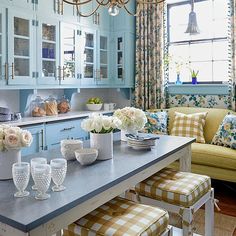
[192,143,236,170]
[167,107,232,143]
[142,111,168,134]
[211,114,236,150]
[170,112,208,143]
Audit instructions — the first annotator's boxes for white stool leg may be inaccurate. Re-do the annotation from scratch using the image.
[182,208,193,236]
[205,189,214,236]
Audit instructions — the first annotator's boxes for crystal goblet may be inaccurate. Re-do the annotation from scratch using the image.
[30,157,47,190]
[12,162,30,198]
[33,164,51,200]
[50,158,67,192]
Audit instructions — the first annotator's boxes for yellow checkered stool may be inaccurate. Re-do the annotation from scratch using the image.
[63,197,173,236]
[134,168,214,236]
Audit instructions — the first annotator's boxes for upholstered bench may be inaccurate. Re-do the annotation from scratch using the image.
[135,168,214,236]
[63,197,172,236]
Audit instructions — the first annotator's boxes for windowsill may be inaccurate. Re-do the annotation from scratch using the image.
[168,83,229,95]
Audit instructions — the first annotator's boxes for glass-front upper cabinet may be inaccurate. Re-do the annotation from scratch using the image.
[116,35,125,84]
[80,28,96,85]
[8,10,35,85]
[96,33,109,85]
[37,17,59,85]
[0,8,6,86]
[60,23,80,85]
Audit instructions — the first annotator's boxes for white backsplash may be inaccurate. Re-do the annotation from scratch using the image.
[0,90,20,112]
[0,89,131,115]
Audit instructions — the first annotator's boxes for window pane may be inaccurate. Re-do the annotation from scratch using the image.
[213,61,228,82]
[212,19,228,38]
[190,62,212,82]
[213,41,228,60]
[169,44,190,62]
[190,42,212,62]
[42,24,56,41]
[213,0,228,20]
[14,17,29,37]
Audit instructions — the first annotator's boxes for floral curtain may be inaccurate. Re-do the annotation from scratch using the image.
[133,1,168,110]
[229,0,236,111]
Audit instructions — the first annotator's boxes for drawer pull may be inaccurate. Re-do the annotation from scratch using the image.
[60,126,75,132]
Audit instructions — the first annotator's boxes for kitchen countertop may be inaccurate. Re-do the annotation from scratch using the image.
[1,110,114,127]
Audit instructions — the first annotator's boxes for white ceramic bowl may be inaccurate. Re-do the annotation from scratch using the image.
[61,140,83,160]
[86,104,103,111]
[75,148,98,165]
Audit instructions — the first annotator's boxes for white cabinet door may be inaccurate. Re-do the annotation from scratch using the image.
[79,28,97,86]
[8,9,36,85]
[0,7,6,86]
[60,22,80,85]
[11,0,34,11]
[36,16,60,85]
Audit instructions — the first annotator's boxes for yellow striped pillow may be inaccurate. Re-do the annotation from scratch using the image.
[170,112,208,143]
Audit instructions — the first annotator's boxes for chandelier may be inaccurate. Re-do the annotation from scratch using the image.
[63,0,165,17]
[185,0,200,35]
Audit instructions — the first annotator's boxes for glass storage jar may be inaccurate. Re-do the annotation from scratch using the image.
[57,95,70,114]
[45,95,58,116]
[31,96,46,117]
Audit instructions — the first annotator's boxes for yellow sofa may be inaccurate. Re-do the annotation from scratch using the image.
[161,107,236,183]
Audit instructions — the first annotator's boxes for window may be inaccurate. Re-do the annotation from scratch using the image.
[167,0,230,83]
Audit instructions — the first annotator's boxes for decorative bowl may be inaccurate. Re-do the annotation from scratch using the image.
[60,139,83,161]
[86,104,103,111]
[75,148,98,165]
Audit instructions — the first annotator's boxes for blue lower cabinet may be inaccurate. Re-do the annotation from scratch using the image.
[45,118,89,150]
[21,125,45,156]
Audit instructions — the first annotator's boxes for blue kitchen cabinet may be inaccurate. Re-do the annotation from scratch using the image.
[45,118,89,150]
[11,0,34,10]
[21,124,45,156]
[7,9,36,85]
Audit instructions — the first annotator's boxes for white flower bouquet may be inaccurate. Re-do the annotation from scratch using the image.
[114,107,147,132]
[0,125,33,151]
[81,113,122,133]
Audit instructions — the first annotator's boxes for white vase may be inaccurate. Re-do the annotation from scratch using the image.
[0,149,21,180]
[90,133,113,160]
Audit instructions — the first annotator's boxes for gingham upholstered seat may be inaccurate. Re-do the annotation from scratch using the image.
[135,168,211,207]
[63,197,169,236]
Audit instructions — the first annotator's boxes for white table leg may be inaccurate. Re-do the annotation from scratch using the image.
[179,145,191,172]
[205,188,214,236]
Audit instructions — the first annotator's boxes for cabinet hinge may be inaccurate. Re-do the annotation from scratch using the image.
[77,30,82,36]
[32,0,38,4]
[32,72,36,78]
[36,72,39,78]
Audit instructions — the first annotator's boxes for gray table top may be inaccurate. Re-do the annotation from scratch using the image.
[0,135,194,232]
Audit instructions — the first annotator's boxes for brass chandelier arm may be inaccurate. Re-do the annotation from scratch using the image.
[63,0,93,6]
[95,0,110,6]
[137,0,164,3]
[76,0,104,17]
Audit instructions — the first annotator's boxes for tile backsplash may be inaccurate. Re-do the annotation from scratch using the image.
[0,91,20,112]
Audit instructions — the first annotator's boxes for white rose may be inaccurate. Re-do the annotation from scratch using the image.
[4,133,21,150]
[102,117,112,130]
[111,117,122,129]
[5,127,21,135]
[93,120,103,133]
[0,139,4,151]
[0,128,4,139]
[81,119,94,132]
[21,130,33,147]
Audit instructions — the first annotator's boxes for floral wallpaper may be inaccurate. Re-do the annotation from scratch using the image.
[169,94,229,109]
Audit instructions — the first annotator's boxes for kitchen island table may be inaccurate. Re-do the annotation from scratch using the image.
[0,135,194,236]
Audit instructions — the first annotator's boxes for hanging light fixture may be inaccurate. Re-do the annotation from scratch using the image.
[63,0,164,17]
[185,0,200,35]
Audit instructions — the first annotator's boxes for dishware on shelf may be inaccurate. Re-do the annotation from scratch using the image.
[33,164,51,200]
[75,148,98,165]
[86,103,103,111]
[30,157,47,190]
[50,159,67,192]
[12,162,30,198]
[60,139,83,160]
